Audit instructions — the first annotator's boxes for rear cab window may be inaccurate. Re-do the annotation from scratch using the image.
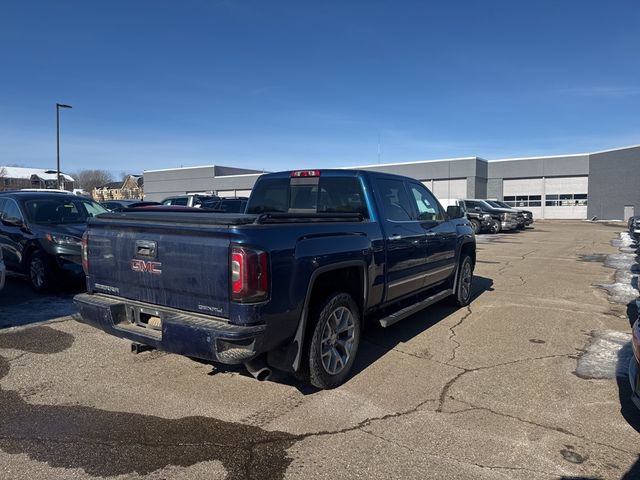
[246,174,368,217]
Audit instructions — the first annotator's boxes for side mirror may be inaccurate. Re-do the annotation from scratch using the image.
[446,206,465,219]
[474,206,481,212]
[1,217,23,228]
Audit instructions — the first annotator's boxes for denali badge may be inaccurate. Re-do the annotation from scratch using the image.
[130,259,162,274]
[94,283,120,294]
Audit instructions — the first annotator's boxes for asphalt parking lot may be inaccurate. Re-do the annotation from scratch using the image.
[1,221,639,480]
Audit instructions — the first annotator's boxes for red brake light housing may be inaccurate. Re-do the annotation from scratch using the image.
[230,246,269,303]
[81,232,89,274]
[290,170,320,178]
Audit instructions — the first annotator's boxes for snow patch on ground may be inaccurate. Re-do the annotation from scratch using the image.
[593,232,639,304]
[594,282,639,305]
[575,330,632,379]
[603,253,638,270]
[577,232,637,380]
[611,232,635,248]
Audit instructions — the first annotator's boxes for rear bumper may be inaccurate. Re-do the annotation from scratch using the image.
[73,293,267,364]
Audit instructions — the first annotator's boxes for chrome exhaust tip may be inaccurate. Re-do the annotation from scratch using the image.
[244,357,272,381]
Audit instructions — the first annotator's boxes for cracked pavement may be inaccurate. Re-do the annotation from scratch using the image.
[1,221,639,479]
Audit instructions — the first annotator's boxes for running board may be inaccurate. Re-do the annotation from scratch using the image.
[378,289,453,328]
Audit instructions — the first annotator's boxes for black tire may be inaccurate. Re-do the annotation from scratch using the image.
[447,255,474,307]
[28,251,56,293]
[489,219,501,234]
[469,219,481,234]
[300,292,361,389]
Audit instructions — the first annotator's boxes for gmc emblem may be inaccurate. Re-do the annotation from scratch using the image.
[130,259,162,274]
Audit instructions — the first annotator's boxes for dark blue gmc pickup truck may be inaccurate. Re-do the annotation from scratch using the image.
[74,170,476,388]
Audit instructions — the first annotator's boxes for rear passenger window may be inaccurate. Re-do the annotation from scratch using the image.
[376,179,413,221]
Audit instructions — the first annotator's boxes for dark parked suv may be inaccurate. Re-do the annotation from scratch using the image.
[0,191,108,292]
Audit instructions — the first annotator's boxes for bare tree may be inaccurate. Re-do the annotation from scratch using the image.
[0,166,6,191]
[73,169,114,193]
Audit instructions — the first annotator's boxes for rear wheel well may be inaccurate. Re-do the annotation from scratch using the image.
[308,266,365,322]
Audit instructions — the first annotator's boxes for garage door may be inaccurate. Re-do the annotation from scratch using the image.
[543,176,588,219]
[503,178,544,219]
[431,178,467,200]
[503,176,587,219]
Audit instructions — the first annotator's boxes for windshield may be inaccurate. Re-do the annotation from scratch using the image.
[486,201,504,208]
[22,197,108,225]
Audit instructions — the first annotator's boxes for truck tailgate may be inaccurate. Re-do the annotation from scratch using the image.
[86,214,243,318]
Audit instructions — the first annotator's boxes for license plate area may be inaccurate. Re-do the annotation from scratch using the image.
[122,305,163,337]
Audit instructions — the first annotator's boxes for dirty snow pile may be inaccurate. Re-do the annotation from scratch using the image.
[575,330,632,379]
[594,232,639,304]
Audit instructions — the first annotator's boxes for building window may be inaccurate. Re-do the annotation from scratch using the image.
[545,194,588,207]
[503,195,542,207]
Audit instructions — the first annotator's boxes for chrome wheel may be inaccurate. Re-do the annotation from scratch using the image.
[320,306,356,375]
[460,261,472,301]
[30,257,45,289]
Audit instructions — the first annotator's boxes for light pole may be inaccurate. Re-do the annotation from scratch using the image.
[56,103,72,189]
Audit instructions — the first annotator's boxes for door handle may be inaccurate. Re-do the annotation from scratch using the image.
[426,232,437,238]
[389,234,402,241]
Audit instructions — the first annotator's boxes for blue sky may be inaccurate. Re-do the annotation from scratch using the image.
[1,0,639,175]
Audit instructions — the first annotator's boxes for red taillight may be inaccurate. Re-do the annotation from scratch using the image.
[290,170,320,178]
[230,246,269,302]
[81,233,89,274]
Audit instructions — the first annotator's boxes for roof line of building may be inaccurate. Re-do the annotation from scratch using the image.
[346,156,480,169]
[488,152,588,162]
[488,143,640,162]
[141,143,639,174]
[214,172,264,178]
[144,165,216,173]
[588,143,640,155]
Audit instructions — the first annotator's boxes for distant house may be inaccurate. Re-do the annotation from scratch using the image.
[0,166,75,191]
[92,175,143,201]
